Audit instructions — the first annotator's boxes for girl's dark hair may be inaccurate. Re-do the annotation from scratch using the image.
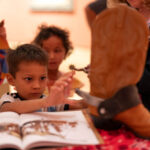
[7,44,48,78]
[32,25,73,57]
[144,0,150,9]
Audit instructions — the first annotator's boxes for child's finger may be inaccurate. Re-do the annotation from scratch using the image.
[54,80,69,87]
[0,20,4,27]
[60,71,75,80]
[55,74,73,87]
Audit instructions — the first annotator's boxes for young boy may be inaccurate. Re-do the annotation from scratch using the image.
[0,44,74,114]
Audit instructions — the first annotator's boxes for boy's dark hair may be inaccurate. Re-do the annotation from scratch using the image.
[7,44,48,78]
[32,25,73,57]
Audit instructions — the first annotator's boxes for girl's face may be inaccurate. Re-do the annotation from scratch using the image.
[127,0,143,8]
[42,36,66,71]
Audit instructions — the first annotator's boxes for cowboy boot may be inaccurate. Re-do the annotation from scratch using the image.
[89,5,150,138]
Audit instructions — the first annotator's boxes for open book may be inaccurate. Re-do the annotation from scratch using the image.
[0,109,103,150]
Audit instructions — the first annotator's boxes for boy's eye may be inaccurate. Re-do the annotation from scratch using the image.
[24,77,32,81]
[41,76,47,80]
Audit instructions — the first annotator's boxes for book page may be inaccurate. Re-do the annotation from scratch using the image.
[0,111,22,149]
[19,110,102,149]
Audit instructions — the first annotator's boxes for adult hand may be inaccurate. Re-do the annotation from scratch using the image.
[0,20,7,39]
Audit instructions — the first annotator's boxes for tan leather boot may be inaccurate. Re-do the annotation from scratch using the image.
[114,104,150,138]
[89,5,150,138]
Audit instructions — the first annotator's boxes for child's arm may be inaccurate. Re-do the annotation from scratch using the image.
[0,98,47,113]
[0,71,75,114]
[0,20,6,39]
[0,20,9,50]
[68,99,88,110]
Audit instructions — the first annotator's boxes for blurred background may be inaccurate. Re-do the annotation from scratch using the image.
[0,0,92,48]
[0,0,94,94]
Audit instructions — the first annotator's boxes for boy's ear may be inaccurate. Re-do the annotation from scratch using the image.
[6,73,15,86]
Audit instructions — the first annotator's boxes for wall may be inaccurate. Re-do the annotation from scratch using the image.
[0,0,93,48]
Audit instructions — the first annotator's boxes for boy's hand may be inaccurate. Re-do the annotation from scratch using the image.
[45,71,75,106]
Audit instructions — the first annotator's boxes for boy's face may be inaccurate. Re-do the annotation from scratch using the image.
[8,61,47,100]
